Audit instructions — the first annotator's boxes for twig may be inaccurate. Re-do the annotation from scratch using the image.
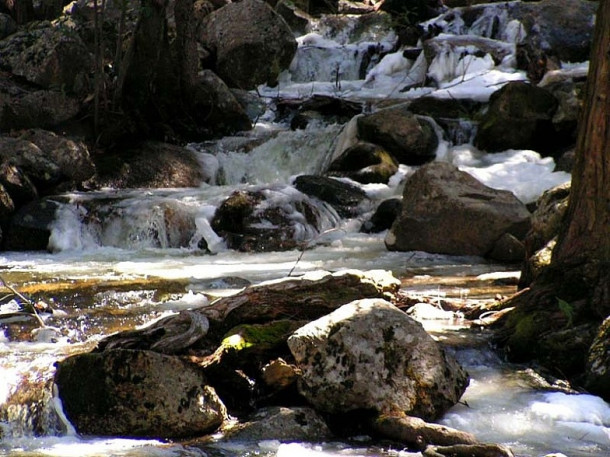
[0,274,46,328]
[288,227,344,276]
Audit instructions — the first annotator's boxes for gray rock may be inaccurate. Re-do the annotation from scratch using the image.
[357,105,438,165]
[55,349,226,438]
[0,22,92,95]
[474,82,559,154]
[223,406,332,442]
[385,162,531,257]
[287,298,469,421]
[200,0,297,89]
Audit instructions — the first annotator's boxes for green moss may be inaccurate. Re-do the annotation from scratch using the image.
[221,320,302,351]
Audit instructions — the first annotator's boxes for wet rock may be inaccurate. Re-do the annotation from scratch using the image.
[55,349,226,438]
[0,21,92,95]
[586,317,610,402]
[92,141,204,188]
[360,197,401,233]
[3,198,59,251]
[357,105,438,165]
[287,298,469,420]
[294,174,370,218]
[519,182,569,287]
[222,406,332,442]
[0,376,66,437]
[474,82,559,155]
[200,0,297,89]
[212,186,339,252]
[328,142,399,185]
[385,162,531,258]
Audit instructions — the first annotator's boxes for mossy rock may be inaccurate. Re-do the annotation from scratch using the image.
[222,320,306,354]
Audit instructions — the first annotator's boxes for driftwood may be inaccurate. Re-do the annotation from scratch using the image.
[95,269,399,354]
[372,413,478,449]
[97,310,209,354]
[423,444,515,457]
[200,269,400,330]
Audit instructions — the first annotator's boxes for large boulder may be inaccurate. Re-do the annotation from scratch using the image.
[357,105,439,165]
[200,0,297,89]
[385,162,531,259]
[92,141,204,188]
[0,131,94,195]
[0,22,92,95]
[474,82,559,155]
[54,349,226,438]
[514,0,597,64]
[0,86,81,132]
[287,298,469,421]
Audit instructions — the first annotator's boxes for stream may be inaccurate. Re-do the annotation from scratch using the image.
[2,2,609,456]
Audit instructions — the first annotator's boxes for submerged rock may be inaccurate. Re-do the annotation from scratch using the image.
[212,186,340,252]
[385,162,531,258]
[294,175,370,217]
[55,349,226,438]
[287,298,469,421]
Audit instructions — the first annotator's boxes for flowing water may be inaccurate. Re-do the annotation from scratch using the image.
[1,3,608,456]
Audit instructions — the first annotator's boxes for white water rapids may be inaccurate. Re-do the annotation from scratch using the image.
[1,2,608,456]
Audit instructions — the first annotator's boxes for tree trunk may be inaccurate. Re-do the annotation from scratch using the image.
[552,0,610,266]
[4,0,34,24]
[493,0,610,379]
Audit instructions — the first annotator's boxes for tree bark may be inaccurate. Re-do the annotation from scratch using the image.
[552,0,610,266]
[493,0,610,381]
